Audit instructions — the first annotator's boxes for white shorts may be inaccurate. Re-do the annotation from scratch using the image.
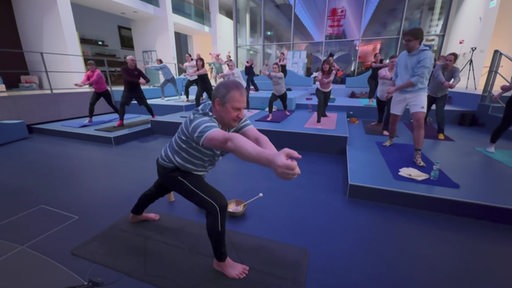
[390,91,427,115]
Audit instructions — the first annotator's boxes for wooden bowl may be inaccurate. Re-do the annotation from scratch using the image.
[227,199,246,216]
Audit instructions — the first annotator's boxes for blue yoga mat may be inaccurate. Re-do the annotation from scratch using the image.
[61,114,139,128]
[376,141,460,189]
[475,147,512,168]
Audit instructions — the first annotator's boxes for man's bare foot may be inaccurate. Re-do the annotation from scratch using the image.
[213,257,249,279]
[285,110,290,115]
[266,115,272,121]
[129,213,160,223]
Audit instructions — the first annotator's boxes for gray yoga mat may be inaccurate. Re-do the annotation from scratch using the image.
[72,214,309,288]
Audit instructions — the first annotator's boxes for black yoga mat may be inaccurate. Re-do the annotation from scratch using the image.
[94,118,151,132]
[72,214,309,288]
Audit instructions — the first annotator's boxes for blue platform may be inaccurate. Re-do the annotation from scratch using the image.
[0,120,29,145]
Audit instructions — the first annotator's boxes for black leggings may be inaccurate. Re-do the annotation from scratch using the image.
[131,160,228,261]
[426,94,448,133]
[184,79,198,100]
[118,94,154,121]
[367,78,378,100]
[315,88,330,122]
[88,90,119,118]
[267,91,288,114]
[490,96,512,144]
[376,97,392,131]
[195,84,213,107]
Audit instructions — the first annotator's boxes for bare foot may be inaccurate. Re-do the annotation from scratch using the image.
[129,213,160,223]
[266,115,272,121]
[285,110,290,115]
[213,257,249,279]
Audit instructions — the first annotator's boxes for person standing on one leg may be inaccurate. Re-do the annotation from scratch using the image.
[382,27,434,167]
[486,83,512,153]
[129,80,302,280]
[74,60,119,123]
[244,59,259,109]
[117,55,155,127]
[277,51,288,78]
[374,54,398,135]
[367,53,387,105]
[262,63,289,121]
[425,52,460,140]
[315,58,335,123]
[179,53,198,102]
[146,58,179,100]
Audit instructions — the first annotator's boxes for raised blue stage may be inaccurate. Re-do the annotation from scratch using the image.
[25,86,512,225]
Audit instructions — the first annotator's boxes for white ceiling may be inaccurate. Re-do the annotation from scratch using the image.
[70,0,155,20]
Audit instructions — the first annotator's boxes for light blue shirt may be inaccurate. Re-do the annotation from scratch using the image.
[394,45,434,94]
[147,63,175,80]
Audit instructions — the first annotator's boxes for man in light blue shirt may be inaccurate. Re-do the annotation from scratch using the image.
[146,58,179,99]
[382,27,434,167]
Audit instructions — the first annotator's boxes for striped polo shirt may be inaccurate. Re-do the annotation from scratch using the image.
[158,101,252,174]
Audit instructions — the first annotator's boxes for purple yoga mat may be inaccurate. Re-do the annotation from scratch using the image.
[255,110,294,123]
[376,141,460,189]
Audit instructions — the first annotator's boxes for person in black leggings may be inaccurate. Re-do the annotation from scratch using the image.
[117,55,155,127]
[129,80,302,280]
[487,83,512,153]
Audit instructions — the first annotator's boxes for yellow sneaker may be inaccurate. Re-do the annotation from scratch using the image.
[437,133,445,140]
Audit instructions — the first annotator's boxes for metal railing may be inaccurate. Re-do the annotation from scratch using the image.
[481,49,512,116]
[0,49,178,94]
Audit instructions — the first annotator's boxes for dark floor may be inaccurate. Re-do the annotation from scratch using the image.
[1,90,512,288]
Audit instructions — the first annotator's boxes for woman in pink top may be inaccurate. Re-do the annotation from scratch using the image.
[75,60,119,123]
[315,58,336,123]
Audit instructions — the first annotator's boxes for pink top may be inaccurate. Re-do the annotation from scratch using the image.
[81,69,108,92]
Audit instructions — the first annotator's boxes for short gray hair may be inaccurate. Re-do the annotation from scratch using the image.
[212,79,246,105]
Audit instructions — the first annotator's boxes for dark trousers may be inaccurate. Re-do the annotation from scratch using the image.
[376,97,392,131]
[130,160,228,261]
[490,96,512,144]
[315,88,330,122]
[367,78,378,100]
[268,91,288,114]
[426,94,448,133]
[118,93,154,121]
[160,77,179,96]
[88,90,119,118]
[245,75,259,109]
[195,84,213,107]
[184,79,198,100]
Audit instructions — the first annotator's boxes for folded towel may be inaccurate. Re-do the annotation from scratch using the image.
[398,167,429,181]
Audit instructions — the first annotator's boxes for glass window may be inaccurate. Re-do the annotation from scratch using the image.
[263,0,293,44]
[361,0,406,38]
[323,40,358,76]
[237,45,264,73]
[263,43,291,67]
[325,0,363,40]
[293,41,324,77]
[358,38,400,72]
[423,34,444,59]
[293,0,328,42]
[403,0,452,33]
[236,0,262,46]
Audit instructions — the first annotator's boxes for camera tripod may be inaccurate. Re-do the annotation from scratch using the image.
[460,47,477,90]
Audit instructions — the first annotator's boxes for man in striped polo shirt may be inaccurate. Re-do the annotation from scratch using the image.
[129,80,302,280]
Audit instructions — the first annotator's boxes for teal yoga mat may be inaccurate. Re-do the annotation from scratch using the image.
[475,147,512,168]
